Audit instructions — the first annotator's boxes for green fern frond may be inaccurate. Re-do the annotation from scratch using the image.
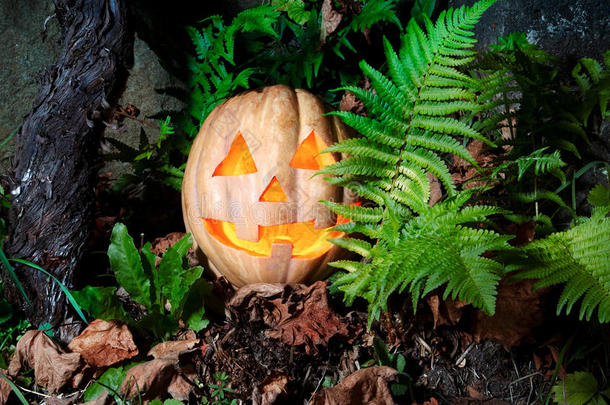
[350,0,402,31]
[512,208,610,322]
[323,138,400,164]
[322,0,502,322]
[321,201,384,223]
[328,237,373,257]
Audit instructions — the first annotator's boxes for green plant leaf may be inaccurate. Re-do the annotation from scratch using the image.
[551,371,610,405]
[72,286,129,323]
[0,249,31,308]
[0,371,28,405]
[159,244,203,317]
[83,363,138,402]
[10,258,88,325]
[0,300,12,325]
[588,184,610,207]
[108,223,152,309]
[182,278,211,332]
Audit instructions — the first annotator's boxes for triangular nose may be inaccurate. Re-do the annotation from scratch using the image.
[259,176,289,202]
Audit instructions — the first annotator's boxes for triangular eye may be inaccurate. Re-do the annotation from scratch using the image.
[213,132,258,176]
[289,131,336,170]
[259,176,289,202]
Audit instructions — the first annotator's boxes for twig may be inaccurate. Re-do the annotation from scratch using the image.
[15,384,50,398]
[455,342,474,366]
[309,360,331,402]
[509,371,543,385]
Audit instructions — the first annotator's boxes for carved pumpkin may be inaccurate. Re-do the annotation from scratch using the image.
[182,85,354,286]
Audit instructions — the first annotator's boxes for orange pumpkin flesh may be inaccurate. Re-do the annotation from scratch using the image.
[202,215,350,258]
[182,85,355,286]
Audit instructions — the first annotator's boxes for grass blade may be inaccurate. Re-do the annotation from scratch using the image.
[9,258,88,325]
[0,249,31,307]
[0,372,29,405]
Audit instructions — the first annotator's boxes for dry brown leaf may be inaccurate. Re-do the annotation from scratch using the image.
[506,221,536,247]
[426,295,466,327]
[428,173,443,206]
[120,358,176,401]
[147,339,200,359]
[8,330,82,393]
[260,372,288,405]
[339,91,365,114]
[68,319,138,368]
[466,385,486,400]
[168,363,197,402]
[230,282,350,354]
[321,0,343,41]
[472,279,546,349]
[451,140,497,189]
[0,369,12,405]
[310,366,398,405]
[121,340,199,401]
[45,396,79,405]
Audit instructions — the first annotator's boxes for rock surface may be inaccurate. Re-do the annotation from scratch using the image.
[0,0,61,172]
[450,0,610,61]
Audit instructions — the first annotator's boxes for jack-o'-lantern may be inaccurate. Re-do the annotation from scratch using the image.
[182,85,355,286]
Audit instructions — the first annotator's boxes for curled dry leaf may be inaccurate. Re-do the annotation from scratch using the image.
[229,282,351,354]
[120,339,200,401]
[150,232,185,256]
[150,232,201,267]
[260,371,288,405]
[425,295,466,328]
[472,279,546,349]
[0,369,12,405]
[8,330,82,393]
[309,366,399,405]
[120,358,177,401]
[321,0,343,42]
[451,140,497,189]
[68,319,138,368]
[147,339,201,359]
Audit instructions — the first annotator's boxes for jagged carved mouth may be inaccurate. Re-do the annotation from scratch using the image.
[202,217,348,258]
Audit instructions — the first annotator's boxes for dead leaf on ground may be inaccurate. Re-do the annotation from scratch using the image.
[150,232,185,255]
[150,232,200,267]
[253,371,289,405]
[472,279,546,349]
[426,295,467,328]
[8,330,82,393]
[451,140,497,189]
[452,399,511,405]
[68,319,138,368]
[466,385,487,400]
[120,339,200,401]
[310,366,398,405]
[0,369,12,405]
[321,0,343,42]
[147,339,200,359]
[229,282,351,354]
[120,358,177,401]
[428,173,443,206]
[506,221,536,246]
[44,396,79,405]
[339,91,365,114]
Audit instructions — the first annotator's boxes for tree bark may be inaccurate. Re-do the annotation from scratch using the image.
[3,0,133,340]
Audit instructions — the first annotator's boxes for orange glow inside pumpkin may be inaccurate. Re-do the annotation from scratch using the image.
[213,132,258,176]
[202,214,350,258]
[289,131,336,170]
[259,176,289,202]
